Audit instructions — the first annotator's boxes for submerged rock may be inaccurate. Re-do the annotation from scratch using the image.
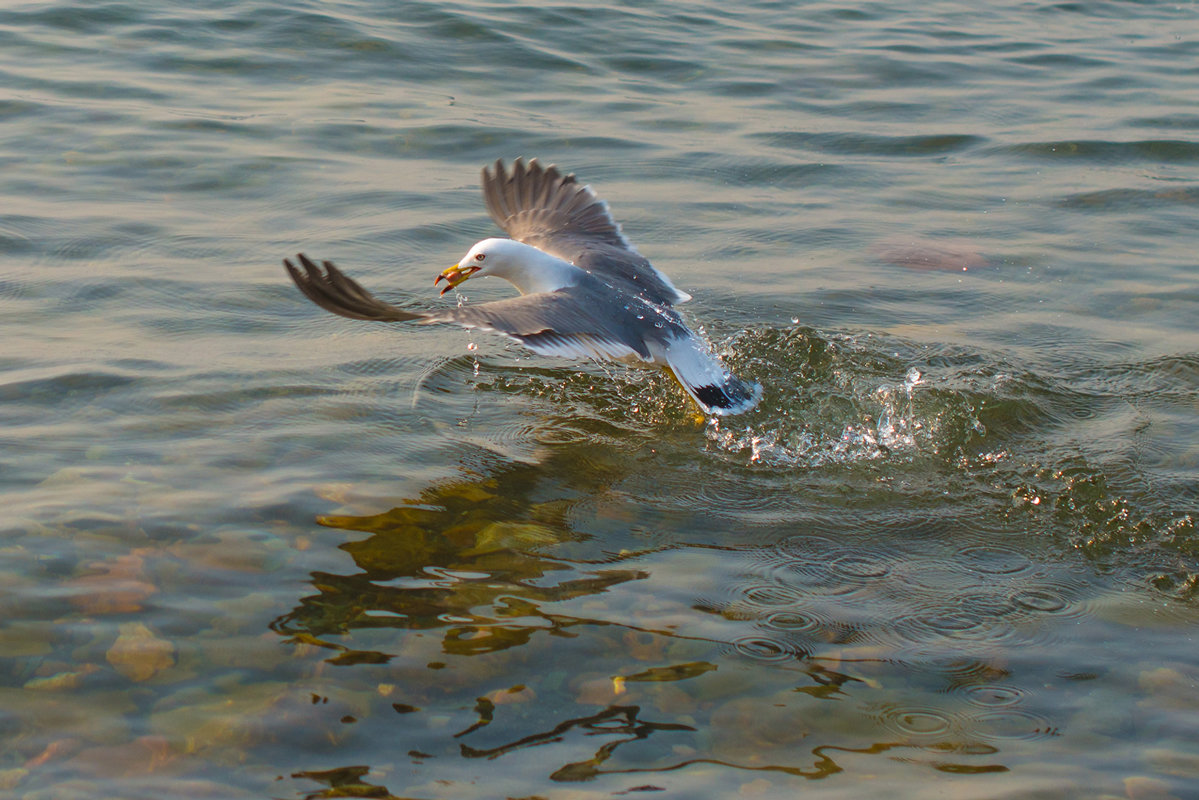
[106,622,175,682]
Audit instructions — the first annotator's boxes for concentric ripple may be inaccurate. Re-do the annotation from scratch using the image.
[730,633,807,663]
[830,553,894,580]
[958,545,1033,576]
[769,536,865,597]
[1010,587,1071,614]
[761,609,826,634]
[889,593,1021,650]
[741,582,807,608]
[961,684,1026,708]
[968,709,1056,741]
[874,703,956,739]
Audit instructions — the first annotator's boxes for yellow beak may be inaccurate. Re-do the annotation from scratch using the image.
[435,263,480,296]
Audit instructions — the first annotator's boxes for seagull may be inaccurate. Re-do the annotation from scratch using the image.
[284,158,761,415]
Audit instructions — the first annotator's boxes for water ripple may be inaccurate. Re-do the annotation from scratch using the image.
[757,131,986,157]
[890,598,1020,649]
[961,684,1025,708]
[995,139,1199,164]
[1059,186,1199,212]
[958,545,1032,576]
[761,609,826,635]
[741,582,807,608]
[1010,587,1070,614]
[968,709,1056,741]
[730,633,806,663]
[874,704,956,739]
[829,553,893,581]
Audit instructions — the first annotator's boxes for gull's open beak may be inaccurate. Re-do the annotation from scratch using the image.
[435,263,480,296]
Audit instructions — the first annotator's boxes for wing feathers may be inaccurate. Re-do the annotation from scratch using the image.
[426,287,657,360]
[481,158,692,307]
[482,157,629,251]
[283,254,424,322]
[283,256,658,362]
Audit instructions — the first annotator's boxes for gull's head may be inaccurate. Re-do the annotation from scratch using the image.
[436,238,524,296]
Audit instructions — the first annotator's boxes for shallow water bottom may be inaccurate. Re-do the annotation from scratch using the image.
[4,433,1198,800]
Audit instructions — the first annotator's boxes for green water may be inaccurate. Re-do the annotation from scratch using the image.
[1,1,1198,798]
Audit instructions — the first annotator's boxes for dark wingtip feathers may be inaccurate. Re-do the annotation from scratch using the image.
[283,253,423,323]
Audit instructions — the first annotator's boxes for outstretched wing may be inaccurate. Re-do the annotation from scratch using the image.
[481,158,691,306]
[284,254,424,322]
[283,254,675,362]
[427,288,661,361]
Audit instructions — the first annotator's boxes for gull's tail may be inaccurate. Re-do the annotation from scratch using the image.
[662,335,762,416]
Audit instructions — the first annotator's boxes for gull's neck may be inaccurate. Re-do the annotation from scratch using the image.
[489,239,583,295]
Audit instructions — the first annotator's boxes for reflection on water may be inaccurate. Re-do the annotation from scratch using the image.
[271,462,1027,795]
[273,473,648,660]
[246,432,1190,799]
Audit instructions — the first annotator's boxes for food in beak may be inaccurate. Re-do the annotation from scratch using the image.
[435,264,480,296]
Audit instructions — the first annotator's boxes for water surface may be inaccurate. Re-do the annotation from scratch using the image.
[2,1,1198,798]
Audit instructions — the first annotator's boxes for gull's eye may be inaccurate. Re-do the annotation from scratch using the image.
[475,253,486,261]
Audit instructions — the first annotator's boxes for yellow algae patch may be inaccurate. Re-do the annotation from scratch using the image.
[483,684,537,705]
[463,521,559,555]
[621,662,717,683]
[24,664,102,691]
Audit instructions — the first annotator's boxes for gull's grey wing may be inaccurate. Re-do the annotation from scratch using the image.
[283,254,681,362]
[284,254,424,322]
[481,158,691,306]
[427,281,685,362]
